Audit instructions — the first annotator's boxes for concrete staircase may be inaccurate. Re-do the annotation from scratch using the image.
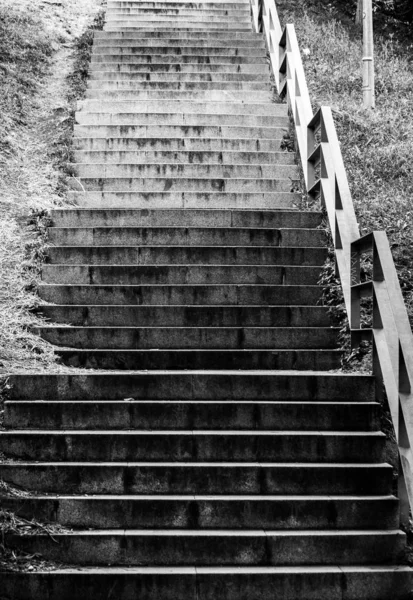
[1,0,412,598]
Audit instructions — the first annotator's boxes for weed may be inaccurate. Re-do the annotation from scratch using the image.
[0,1,103,374]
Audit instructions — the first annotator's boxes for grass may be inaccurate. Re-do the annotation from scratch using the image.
[276,0,413,324]
[0,1,104,375]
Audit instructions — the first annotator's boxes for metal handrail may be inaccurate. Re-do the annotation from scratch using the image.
[252,0,413,524]
[351,232,413,525]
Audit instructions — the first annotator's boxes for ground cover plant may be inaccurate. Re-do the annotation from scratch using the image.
[0,0,103,374]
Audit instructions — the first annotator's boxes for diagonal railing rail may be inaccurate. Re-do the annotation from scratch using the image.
[250,0,413,525]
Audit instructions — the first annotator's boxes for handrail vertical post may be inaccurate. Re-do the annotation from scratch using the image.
[307,119,316,192]
[257,0,263,32]
[362,0,375,108]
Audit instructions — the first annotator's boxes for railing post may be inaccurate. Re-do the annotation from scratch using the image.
[350,243,361,334]
[257,0,263,32]
[362,0,375,108]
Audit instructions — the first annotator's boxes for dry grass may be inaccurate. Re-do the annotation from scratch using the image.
[0,0,102,374]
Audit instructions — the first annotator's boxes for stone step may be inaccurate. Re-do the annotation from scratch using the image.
[90,55,268,64]
[0,495,399,530]
[105,7,252,14]
[104,26,254,32]
[36,326,339,350]
[3,529,404,566]
[91,45,266,55]
[0,430,385,462]
[0,462,393,496]
[77,100,283,116]
[94,30,260,39]
[87,81,269,90]
[66,191,299,209]
[8,372,374,401]
[49,209,321,228]
[37,284,324,306]
[90,63,269,73]
[86,94,272,103]
[73,124,285,140]
[105,12,251,19]
[73,150,294,165]
[2,566,412,600]
[45,246,325,265]
[106,9,252,16]
[88,72,267,82]
[104,2,253,7]
[105,16,252,24]
[107,7,251,13]
[41,265,323,285]
[104,25,254,31]
[48,227,320,247]
[85,89,274,100]
[47,348,342,370]
[73,138,286,152]
[70,164,297,180]
[4,400,379,431]
[37,305,331,327]
[70,178,295,193]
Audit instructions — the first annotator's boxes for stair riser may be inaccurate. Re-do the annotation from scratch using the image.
[88,73,267,82]
[1,497,398,530]
[104,2,253,8]
[9,373,375,401]
[47,228,323,247]
[68,179,296,193]
[66,191,299,210]
[105,14,251,21]
[2,569,412,600]
[73,151,293,165]
[94,34,261,43]
[74,125,284,139]
[71,166,296,182]
[37,327,338,350]
[0,464,392,495]
[105,18,252,25]
[41,265,322,285]
[50,209,322,229]
[90,56,268,65]
[73,139,285,152]
[85,90,274,100]
[90,64,268,73]
[95,31,259,38]
[105,10,252,18]
[105,7,251,11]
[37,305,331,327]
[37,285,323,306]
[103,25,253,31]
[4,401,379,431]
[87,83,269,90]
[91,49,267,58]
[46,247,325,265]
[55,349,341,371]
[4,532,404,566]
[77,101,284,116]
[0,433,383,462]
